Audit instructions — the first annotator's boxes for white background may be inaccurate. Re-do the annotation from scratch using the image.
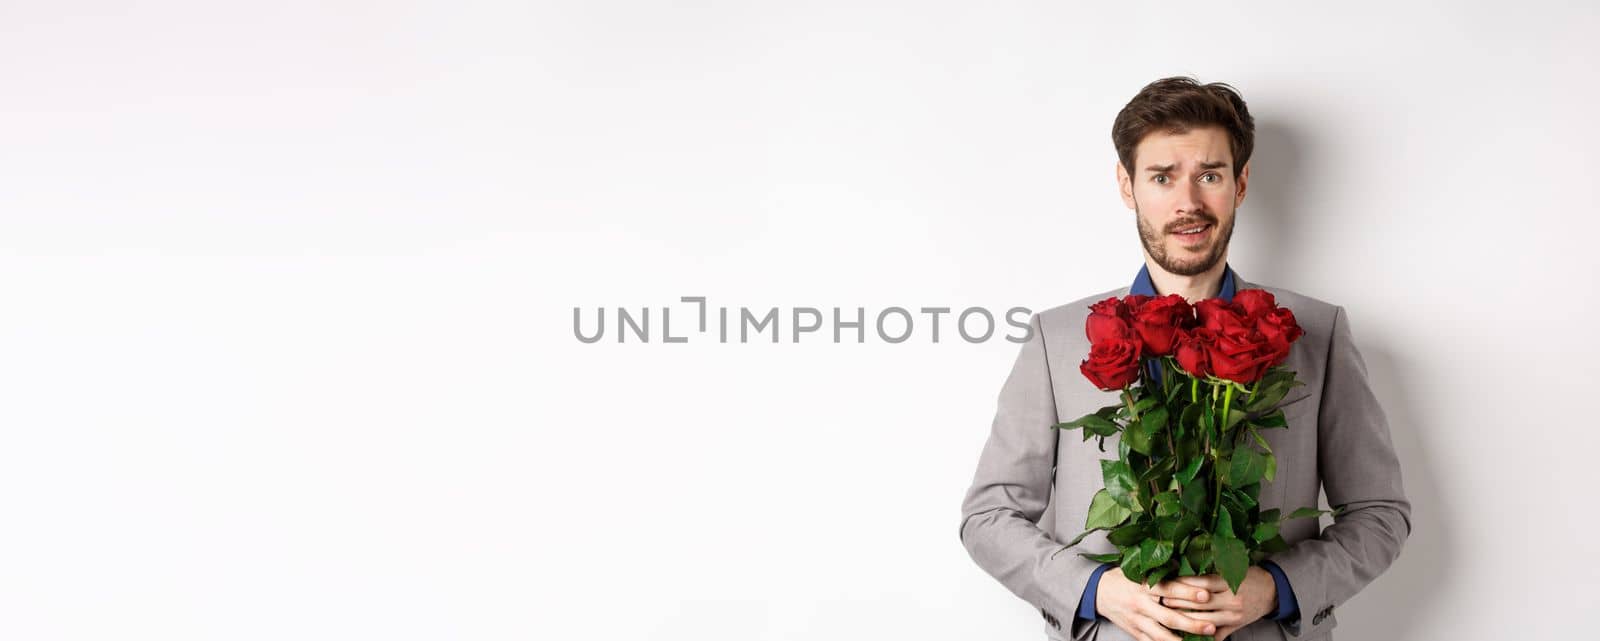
[1,1,1595,639]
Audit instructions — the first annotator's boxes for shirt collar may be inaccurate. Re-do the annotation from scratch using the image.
[1130,262,1237,302]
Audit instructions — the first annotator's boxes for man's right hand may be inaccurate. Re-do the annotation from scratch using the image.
[1096,567,1218,641]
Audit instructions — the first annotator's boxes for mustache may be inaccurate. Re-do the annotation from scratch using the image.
[1167,215,1217,233]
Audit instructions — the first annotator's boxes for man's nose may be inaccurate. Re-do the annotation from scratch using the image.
[1176,179,1205,216]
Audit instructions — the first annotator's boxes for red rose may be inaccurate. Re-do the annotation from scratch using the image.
[1206,324,1277,383]
[1123,294,1153,315]
[1194,298,1246,333]
[1086,297,1135,345]
[1130,294,1192,356]
[1257,307,1305,366]
[1174,327,1217,378]
[1080,337,1142,391]
[1233,289,1277,322]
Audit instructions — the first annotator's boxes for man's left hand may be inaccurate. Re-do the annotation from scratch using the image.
[1144,565,1277,641]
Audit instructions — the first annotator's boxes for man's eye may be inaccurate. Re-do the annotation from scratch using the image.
[1200,173,1219,183]
[1153,175,1168,184]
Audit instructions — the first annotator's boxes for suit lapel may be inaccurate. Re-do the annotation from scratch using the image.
[1233,268,1253,293]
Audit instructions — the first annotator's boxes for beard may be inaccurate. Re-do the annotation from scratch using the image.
[1135,202,1235,277]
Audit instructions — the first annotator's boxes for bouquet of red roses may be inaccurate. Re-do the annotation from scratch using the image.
[1052,289,1335,637]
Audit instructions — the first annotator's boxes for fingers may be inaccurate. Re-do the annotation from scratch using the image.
[1134,615,1184,641]
[1145,580,1212,604]
[1176,608,1247,628]
[1149,592,1218,611]
[1138,596,1217,637]
[1141,606,1216,638]
[1172,573,1229,592]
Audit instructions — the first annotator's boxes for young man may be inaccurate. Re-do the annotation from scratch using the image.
[958,77,1410,641]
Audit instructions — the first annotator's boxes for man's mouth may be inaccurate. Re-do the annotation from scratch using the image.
[1173,223,1211,236]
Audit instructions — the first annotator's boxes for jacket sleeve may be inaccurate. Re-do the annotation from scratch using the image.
[1265,305,1413,638]
[959,313,1102,640]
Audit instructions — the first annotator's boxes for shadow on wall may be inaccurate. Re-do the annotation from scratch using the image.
[1240,117,1306,279]
[1246,117,1449,639]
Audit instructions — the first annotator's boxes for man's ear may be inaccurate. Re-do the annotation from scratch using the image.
[1116,160,1136,210]
[1234,161,1250,208]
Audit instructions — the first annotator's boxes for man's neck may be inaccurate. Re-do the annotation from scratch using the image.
[1143,256,1229,303]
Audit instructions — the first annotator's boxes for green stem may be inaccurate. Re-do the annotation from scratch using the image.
[1222,384,1234,433]
[1211,384,1233,527]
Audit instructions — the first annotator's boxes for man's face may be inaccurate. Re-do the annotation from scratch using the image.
[1116,125,1249,277]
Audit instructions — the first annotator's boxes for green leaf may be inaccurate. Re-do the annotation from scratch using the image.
[1153,491,1181,518]
[1221,486,1257,516]
[1164,368,1187,403]
[1124,415,1156,456]
[1119,541,1147,578]
[1259,533,1289,554]
[1158,512,1200,543]
[1244,370,1297,411]
[1144,564,1171,587]
[1287,507,1331,520]
[1054,413,1118,433]
[1143,406,1170,433]
[1261,368,1297,389]
[1250,427,1273,454]
[1134,396,1159,413]
[1264,452,1277,483]
[1175,455,1204,486]
[1252,520,1281,543]
[1137,454,1174,485]
[1258,508,1281,523]
[1108,521,1150,546]
[1216,502,1236,540]
[1212,535,1249,593]
[1178,553,1195,577]
[1180,403,1202,434]
[1221,407,1248,432]
[1102,460,1139,510]
[1079,552,1123,563]
[1245,382,1291,413]
[1251,411,1288,429]
[1142,538,1174,568]
[1086,489,1134,530]
[1184,533,1212,573]
[1227,447,1267,488]
[1179,474,1209,514]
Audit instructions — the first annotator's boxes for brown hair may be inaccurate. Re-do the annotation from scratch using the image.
[1112,76,1255,179]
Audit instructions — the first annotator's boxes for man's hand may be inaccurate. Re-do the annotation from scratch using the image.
[1095,566,1217,641]
[1143,566,1278,641]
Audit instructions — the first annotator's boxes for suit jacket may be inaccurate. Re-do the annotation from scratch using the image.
[958,273,1412,641]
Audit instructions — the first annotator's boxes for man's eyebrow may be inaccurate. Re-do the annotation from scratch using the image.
[1143,161,1230,173]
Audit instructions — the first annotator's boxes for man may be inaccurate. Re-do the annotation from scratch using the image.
[958,77,1411,641]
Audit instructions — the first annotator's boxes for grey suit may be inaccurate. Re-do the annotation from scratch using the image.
[958,274,1411,641]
